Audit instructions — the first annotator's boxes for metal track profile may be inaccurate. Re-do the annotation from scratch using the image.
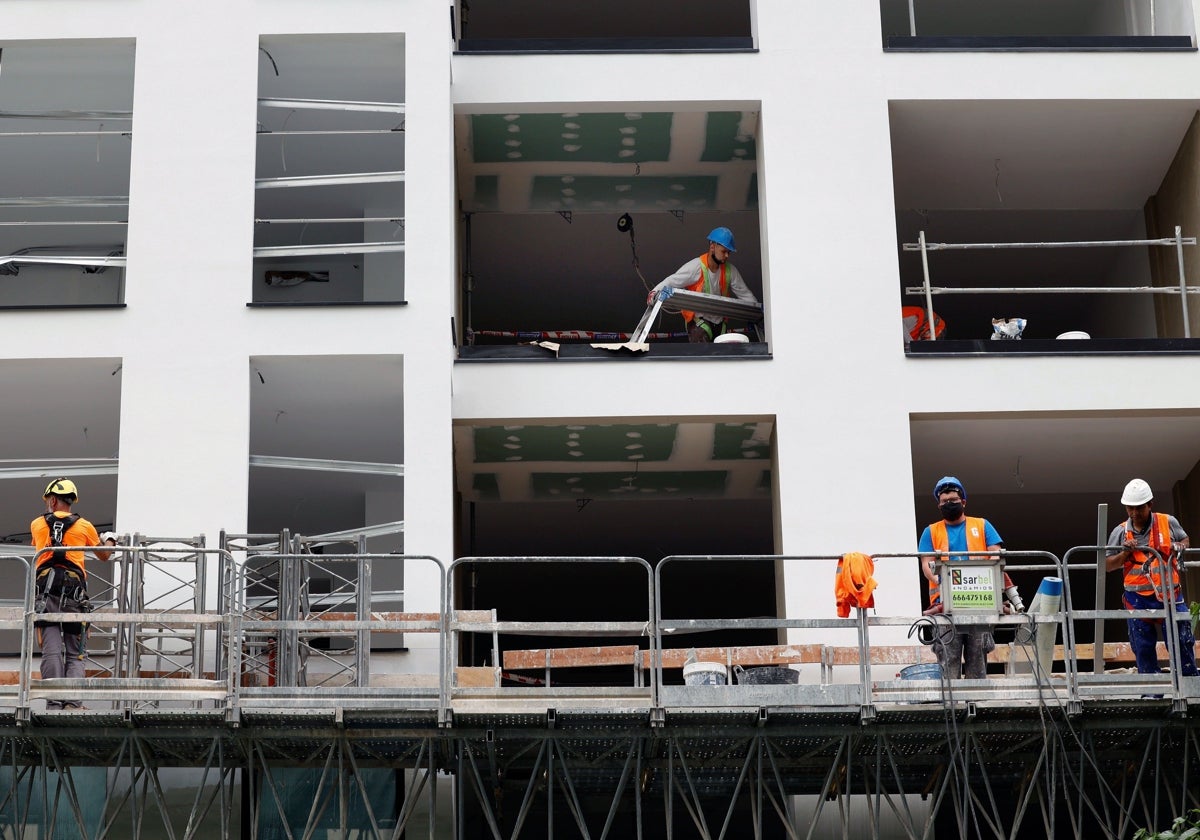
[252,242,405,259]
[631,288,764,343]
[258,97,406,115]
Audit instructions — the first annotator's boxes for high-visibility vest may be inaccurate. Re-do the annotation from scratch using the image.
[1123,512,1181,597]
[926,517,988,606]
[680,254,728,324]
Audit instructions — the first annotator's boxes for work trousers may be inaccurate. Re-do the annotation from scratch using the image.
[935,626,994,679]
[1123,592,1198,676]
[35,593,87,708]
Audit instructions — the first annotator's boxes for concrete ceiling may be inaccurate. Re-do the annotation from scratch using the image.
[890,100,1197,213]
[911,411,1200,500]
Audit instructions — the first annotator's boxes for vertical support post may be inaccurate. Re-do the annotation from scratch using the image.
[1094,504,1108,675]
[1175,226,1190,338]
[356,537,370,688]
[194,540,207,684]
[908,0,917,35]
[919,230,936,341]
[857,607,872,707]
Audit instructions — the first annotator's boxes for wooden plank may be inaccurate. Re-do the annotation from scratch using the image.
[639,645,825,670]
[371,673,439,688]
[991,642,1140,664]
[504,645,637,670]
[826,646,937,666]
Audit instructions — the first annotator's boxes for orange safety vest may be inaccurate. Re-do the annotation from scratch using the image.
[680,254,728,325]
[926,517,988,606]
[1123,512,1181,597]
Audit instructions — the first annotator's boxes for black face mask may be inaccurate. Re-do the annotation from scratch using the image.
[939,501,964,521]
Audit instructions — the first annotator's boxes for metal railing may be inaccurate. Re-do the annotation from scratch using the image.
[2,550,1196,717]
[902,227,1198,338]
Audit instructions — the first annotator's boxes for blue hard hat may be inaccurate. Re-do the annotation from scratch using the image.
[933,476,965,500]
[707,227,736,252]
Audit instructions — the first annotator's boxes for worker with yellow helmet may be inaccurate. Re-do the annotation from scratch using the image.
[30,478,113,710]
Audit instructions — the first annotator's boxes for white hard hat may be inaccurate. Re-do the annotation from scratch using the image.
[1121,478,1153,506]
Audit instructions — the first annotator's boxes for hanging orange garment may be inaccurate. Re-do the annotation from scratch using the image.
[835,552,878,618]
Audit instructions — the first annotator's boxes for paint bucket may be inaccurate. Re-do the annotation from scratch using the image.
[1056,331,1090,340]
[734,665,800,685]
[682,662,728,686]
[898,663,943,680]
[713,332,749,344]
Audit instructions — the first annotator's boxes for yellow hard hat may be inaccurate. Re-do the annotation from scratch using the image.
[43,478,78,502]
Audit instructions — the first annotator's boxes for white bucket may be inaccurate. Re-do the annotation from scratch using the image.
[683,661,728,686]
[1056,330,1090,340]
[713,332,749,344]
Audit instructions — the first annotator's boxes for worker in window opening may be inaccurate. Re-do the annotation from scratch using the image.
[1104,479,1198,677]
[648,227,760,343]
[30,478,113,710]
[917,476,1004,679]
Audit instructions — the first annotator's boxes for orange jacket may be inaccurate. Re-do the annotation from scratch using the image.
[1123,512,1181,597]
[680,254,728,324]
[835,552,877,617]
[926,517,988,606]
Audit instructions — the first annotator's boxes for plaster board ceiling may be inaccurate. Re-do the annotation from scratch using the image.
[456,110,759,213]
[911,411,1200,499]
[890,100,1198,213]
[454,420,774,503]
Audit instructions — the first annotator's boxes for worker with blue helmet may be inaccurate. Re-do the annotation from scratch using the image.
[917,475,1007,679]
[648,226,760,343]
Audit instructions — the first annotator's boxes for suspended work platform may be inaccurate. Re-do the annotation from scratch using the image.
[0,546,1197,839]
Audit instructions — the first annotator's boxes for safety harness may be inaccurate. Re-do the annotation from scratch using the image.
[34,514,91,617]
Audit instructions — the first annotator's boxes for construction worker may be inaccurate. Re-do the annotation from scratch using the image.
[30,478,113,710]
[918,476,1003,679]
[1105,479,1197,677]
[648,227,760,342]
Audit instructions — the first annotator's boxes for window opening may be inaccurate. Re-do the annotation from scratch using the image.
[0,40,133,308]
[253,35,405,305]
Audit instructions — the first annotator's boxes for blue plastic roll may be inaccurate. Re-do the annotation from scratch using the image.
[1037,577,1063,598]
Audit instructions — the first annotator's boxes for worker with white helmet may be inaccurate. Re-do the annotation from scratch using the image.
[1105,479,1197,677]
[917,476,1005,679]
[648,227,760,343]
[30,478,113,710]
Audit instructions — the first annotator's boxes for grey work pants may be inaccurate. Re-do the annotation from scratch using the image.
[35,593,87,708]
[935,627,994,679]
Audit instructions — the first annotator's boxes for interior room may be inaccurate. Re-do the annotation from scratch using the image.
[453,418,779,677]
[453,0,754,52]
[252,34,406,306]
[880,0,1195,47]
[910,409,1200,649]
[0,39,133,307]
[891,99,1200,345]
[455,107,765,350]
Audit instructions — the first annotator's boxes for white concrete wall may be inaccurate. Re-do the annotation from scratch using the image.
[2,1,456,663]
